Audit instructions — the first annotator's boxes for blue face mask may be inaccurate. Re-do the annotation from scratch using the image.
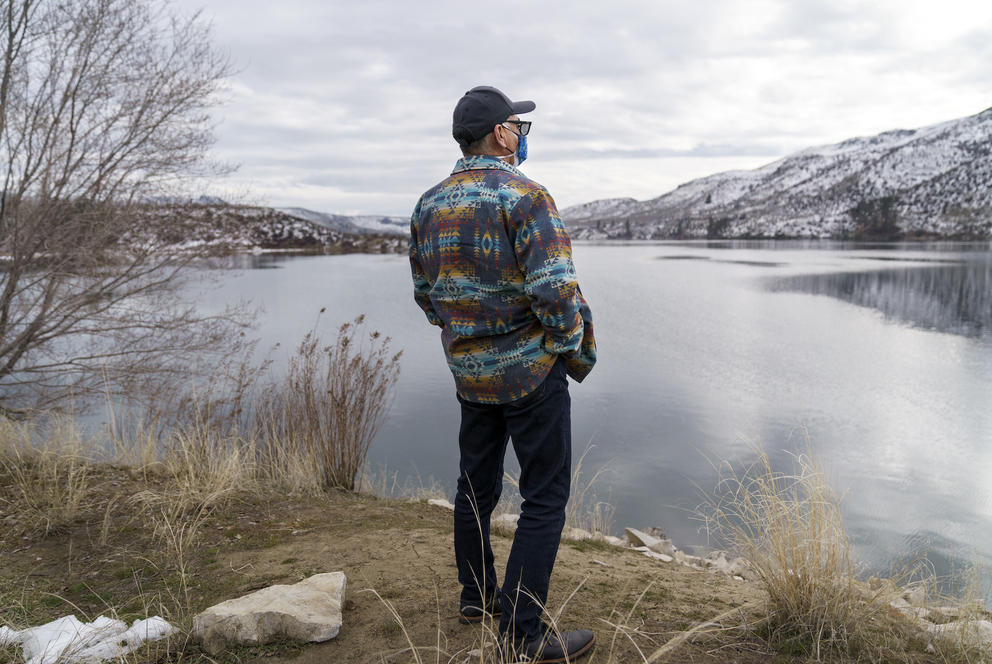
[499,124,528,166]
[516,134,528,165]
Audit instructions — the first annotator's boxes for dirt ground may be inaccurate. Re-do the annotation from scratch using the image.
[0,467,946,663]
[217,498,764,664]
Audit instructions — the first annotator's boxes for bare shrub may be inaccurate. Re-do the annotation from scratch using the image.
[258,314,401,491]
[0,0,246,413]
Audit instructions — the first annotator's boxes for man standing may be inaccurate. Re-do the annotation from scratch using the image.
[409,85,597,662]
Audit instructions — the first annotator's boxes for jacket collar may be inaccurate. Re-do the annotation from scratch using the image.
[451,154,524,177]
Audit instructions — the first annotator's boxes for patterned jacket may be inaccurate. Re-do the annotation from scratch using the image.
[409,155,596,404]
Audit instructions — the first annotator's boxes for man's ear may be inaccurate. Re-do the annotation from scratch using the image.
[493,124,511,151]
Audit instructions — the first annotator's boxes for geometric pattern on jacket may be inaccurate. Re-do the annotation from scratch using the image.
[410,155,596,404]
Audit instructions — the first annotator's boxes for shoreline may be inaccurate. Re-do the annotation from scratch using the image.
[2,458,989,663]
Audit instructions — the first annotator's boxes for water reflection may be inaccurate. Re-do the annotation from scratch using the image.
[643,239,992,252]
[656,255,786,267]
[194,252,318,270]
[770,263,992,338]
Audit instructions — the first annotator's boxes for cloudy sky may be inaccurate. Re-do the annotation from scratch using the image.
[172,0,992,217]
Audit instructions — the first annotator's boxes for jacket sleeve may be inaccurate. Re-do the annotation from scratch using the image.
[409,202,442,327]
[512,187,596,380]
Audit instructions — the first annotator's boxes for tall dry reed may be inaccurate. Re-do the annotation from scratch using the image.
[257,314,401,491]
[102,312,402,495]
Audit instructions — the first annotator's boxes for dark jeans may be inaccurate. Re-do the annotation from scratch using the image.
[454,357,571,642]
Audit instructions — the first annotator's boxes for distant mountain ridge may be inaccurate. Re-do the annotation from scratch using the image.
[132,203,407,254]
[277,207,407,236]
[561,107,992,240]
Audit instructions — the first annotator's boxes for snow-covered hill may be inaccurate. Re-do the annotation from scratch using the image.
[561,107,992,240]
[277,207,408,236]
[560,197,640,223]
[129,204,407,254]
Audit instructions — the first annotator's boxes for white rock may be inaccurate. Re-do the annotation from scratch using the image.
[700,550,749,578]
[646,551,674,563]
[903,585,928,607]
[674,551,705,568]
[625,527,677,556]
[603,535,625,547]
[928,619,992,647]
[193,572,347,655]
[708,552,751,578]
[649,539,677,557]
[427,498,455,511]
[632,546,673,563]
[704,550,729,565]
[492,514,519,532]
[889,596,911,610]
[625,527,661,548]
[563,527,594,541]
[928,606,961,621]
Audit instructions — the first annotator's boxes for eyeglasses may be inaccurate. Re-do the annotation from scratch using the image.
[501,120,532,136]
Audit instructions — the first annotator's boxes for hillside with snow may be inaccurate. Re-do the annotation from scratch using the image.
[561,107,992,240]
[130,204,407,254]
[277,207,408,236]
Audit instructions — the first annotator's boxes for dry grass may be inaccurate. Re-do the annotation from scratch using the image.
[0,417,95,536]
[369,572,693,664]
[100,311,401,499]
[360,465,448,501]
[0,312,403,661]
[495,443,616,540]
[700,447,989,662]
[566,444,616,536]
[706,449,867,658]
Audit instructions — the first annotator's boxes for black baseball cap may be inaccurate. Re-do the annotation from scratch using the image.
[452,85,535,148]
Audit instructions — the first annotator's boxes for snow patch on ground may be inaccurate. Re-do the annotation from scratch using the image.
[0,615,174,664]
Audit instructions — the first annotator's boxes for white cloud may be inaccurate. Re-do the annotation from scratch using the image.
[174,0,992,215]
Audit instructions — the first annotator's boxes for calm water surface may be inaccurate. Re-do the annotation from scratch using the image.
[193,241,992,583]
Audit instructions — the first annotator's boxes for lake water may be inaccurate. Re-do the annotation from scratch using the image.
[194,241,992,585]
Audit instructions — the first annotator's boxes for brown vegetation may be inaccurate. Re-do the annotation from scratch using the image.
[3,412,989,663]
[702,448,991,663]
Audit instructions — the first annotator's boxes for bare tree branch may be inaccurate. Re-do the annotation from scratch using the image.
[0,0,243,412]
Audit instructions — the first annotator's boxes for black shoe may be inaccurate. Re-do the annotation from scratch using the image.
[458,596,502,624]
[516,629,596,663]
